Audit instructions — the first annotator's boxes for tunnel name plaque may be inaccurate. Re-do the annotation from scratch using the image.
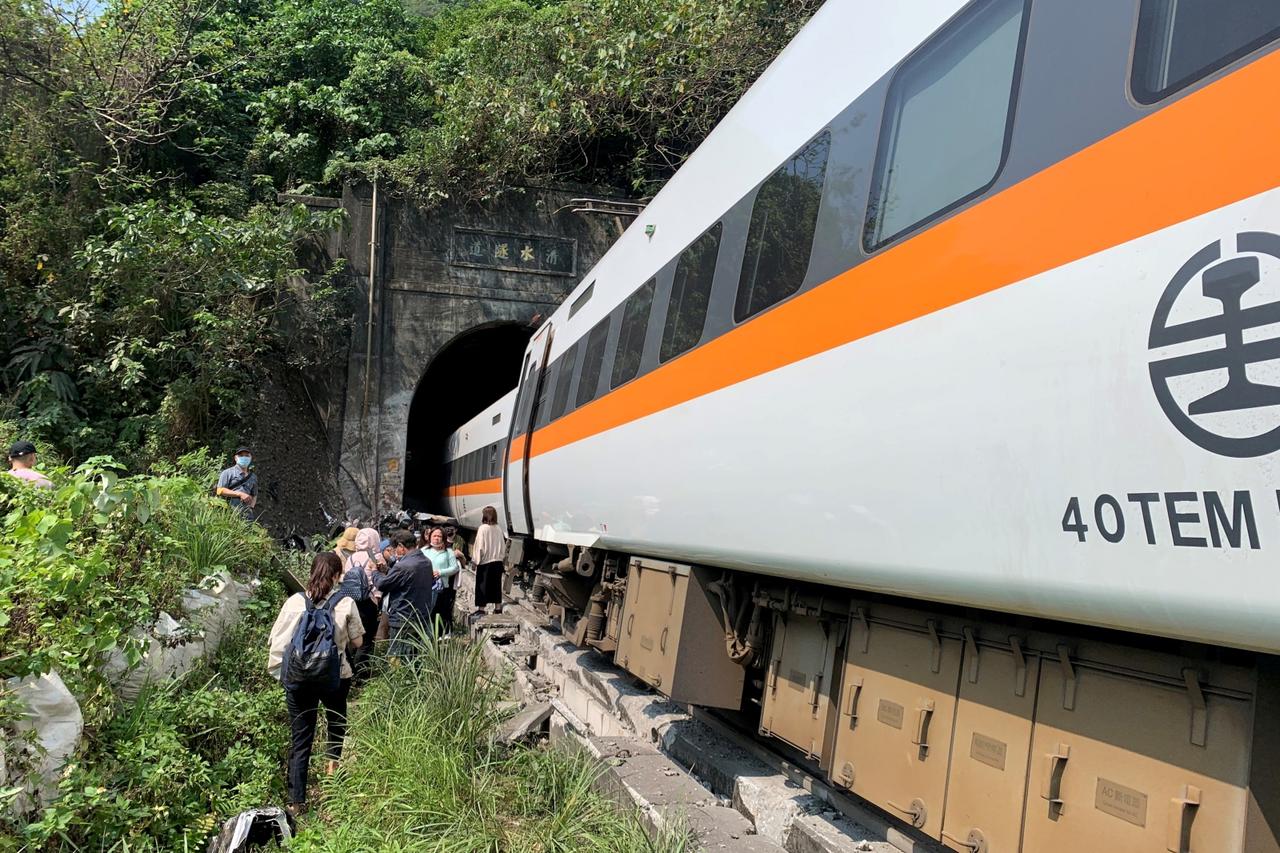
[451,227,577,277]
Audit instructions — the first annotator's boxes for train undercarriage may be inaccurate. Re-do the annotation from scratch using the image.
[508,540,1280,853]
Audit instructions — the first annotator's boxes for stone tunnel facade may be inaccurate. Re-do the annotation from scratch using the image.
[319,184,630,518]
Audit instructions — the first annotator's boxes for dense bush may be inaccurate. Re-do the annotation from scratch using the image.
[394,0,822,201]
[0,455,289,851]
[13,592,289,850]
[0,449,273,695]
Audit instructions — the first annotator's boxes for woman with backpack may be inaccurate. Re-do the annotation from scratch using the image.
[267,552,364,816]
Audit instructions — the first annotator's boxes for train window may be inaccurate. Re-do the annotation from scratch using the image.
[550,343,578,421]
[569,282,594,319]
[864,0,1026,250]
[533,363,555,430]
[662,224,723,362]
[488,443,497,477]
[1133,0,1280,104]
[735,134,829,323]
[611,278,656,388]
[575,317,611,408]
[511,354,534,438]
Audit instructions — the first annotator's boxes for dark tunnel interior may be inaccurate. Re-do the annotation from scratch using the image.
[402,322,533,512]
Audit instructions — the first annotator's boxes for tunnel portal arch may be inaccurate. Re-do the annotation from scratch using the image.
[402,321,533,511]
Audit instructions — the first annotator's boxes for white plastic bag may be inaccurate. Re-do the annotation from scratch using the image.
[3,669,83,812]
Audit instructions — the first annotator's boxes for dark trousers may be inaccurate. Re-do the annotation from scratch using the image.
[432,587,456,635]
[284,679,351,805]
[352,600,380,682]
[387,618,429,659]
[475,561,504,608]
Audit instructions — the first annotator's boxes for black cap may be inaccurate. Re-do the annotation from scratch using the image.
[8,440,36,459]
[234,446,252,456]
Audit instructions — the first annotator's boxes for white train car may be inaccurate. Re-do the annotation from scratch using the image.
[446,1,1280,851]
[442,389,515,530]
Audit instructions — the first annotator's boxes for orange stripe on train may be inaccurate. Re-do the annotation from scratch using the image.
[451,478,503,497]
[517,49,1280,461]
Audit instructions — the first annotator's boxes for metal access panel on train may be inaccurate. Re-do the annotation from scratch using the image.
[829,611,963,839]
[1021,656,1252,853]
[614,559,744,709]
[759,611,841,762]
[940,633,1041,853]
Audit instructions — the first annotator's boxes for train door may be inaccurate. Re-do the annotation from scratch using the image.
[502,327,553,537]
[500,353,530,534]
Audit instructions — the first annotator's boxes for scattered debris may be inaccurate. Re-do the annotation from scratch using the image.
[103,571,251,700]
[206,806,294,852]
[498,701,552,745]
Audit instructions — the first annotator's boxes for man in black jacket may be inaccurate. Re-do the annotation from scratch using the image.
[373,529,434,658]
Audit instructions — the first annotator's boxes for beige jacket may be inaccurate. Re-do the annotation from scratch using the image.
[267,592,364,681]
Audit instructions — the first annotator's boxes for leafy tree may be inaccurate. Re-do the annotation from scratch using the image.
[388,0,822,199]
[0,0,820,464]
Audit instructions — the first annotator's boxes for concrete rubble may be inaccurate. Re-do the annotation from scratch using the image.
[456,570,921,853]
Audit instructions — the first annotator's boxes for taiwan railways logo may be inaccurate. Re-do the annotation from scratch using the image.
[1149,231,1280,458]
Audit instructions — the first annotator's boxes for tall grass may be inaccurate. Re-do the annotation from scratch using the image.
[292,640,689,853]
[165,498,256,578]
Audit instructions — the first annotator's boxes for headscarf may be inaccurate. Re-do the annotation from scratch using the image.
[349,527,380,571]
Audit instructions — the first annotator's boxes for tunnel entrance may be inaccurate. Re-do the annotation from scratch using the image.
[403,322,533,512]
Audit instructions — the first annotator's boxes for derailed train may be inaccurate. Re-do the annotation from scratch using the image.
[442,1,1280,851]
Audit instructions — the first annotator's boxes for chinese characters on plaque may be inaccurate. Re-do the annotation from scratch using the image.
[452,228,576,276]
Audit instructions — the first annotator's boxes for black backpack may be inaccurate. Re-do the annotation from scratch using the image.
[281,594,341,692]
[332,564,370,605]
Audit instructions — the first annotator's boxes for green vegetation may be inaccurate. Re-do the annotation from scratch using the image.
[0,447,274,690]
[13,591,289,850]
[293,639,688,853]
[0,0,817,464]
[0,451,289,850]
[0,457,684,850]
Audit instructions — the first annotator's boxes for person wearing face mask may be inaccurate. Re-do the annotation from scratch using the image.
[215,447,258,518]
[373,528,435,658]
